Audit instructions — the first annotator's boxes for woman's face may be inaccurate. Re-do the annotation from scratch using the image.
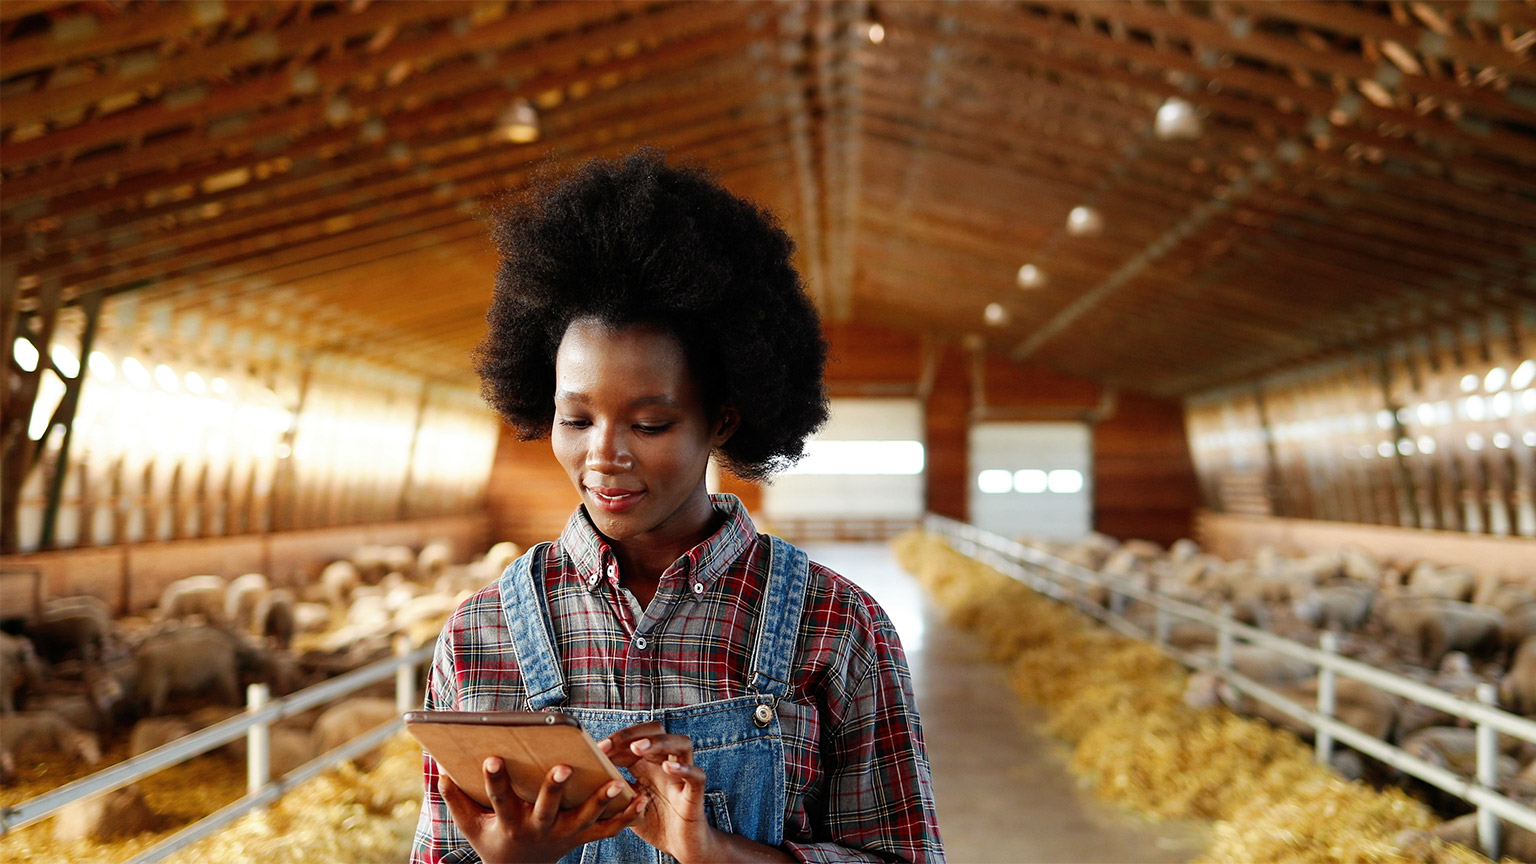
[552,318,736,544]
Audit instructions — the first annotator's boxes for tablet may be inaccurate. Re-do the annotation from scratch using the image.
[405,710,635,815]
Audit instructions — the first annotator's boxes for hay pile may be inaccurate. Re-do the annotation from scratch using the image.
[893,530,1508,864]
[0,732,423,864]
[161,731,423,864]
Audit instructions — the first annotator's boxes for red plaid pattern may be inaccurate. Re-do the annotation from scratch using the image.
[411,495,944,863]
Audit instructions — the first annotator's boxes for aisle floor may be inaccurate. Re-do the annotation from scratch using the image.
[801,542,1210,864]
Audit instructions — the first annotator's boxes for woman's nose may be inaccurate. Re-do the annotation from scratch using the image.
[586,423,633,472]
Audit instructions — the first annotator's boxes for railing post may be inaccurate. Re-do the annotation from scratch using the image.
[246,683,270,796]
[1218,603,1234,671]
[1316,631,1338,767]
[1477,682,1502,860]
[396,635,416,714]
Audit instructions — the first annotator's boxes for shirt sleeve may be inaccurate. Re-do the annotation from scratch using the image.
[411,629,482,864]
[781,608,945,863]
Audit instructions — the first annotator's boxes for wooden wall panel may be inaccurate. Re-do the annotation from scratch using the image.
[0,514,489,614]
[924,345,971,522]
[1196,510,1536,579]
[1095,392,1201,546]
[485,429,581,548]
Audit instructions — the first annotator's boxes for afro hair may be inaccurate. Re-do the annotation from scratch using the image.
[473,149,829,482]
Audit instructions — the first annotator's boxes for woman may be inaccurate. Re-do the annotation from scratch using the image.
[411,150,944,864]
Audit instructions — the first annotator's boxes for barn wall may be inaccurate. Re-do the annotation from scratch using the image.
[1196,511,1536,579]
[0,513,490,615]
[481,322,1199,547]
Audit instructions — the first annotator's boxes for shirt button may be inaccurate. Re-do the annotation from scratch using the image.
[692,582,705,595]
[607,563,618,580]
[634,636,648,650]
[587,573,600,587]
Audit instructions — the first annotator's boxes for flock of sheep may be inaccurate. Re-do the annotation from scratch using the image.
[0,538,521,842]
[1038,533,1536,850]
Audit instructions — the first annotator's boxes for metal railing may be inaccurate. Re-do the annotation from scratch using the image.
[1,635,433,863]
[923,514,1536,859]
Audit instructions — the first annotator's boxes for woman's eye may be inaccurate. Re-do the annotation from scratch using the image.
[635,424,671,434]
[557,419,590,429]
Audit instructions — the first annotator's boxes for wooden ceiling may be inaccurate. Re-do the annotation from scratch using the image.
[3,0,1534,397]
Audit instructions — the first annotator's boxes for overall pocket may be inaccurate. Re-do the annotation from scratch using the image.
[703,789,733,834]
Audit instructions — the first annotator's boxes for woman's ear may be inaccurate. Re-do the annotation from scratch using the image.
[712,405,740,446]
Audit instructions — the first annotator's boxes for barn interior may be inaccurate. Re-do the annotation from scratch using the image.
[2,1,1535,862]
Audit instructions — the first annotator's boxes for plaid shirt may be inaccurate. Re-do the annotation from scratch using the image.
[411,495,944,863]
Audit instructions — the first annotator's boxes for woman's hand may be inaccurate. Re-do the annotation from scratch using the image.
[439,756,647,864]
[600,722,720,862]
[599,723,794,863]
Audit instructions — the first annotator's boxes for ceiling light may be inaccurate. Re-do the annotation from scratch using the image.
[984,303,1009,326]
[12,338,38,372]
[1066,206,1103,237]
[1511,360,1535,390]
[497,98,540,144]
[1154,97,1202,140]
[866,22,885,44]
[1016,264,1046,289]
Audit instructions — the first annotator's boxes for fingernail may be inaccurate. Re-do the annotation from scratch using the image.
[484,757,502,774]
[553,765,572,783]
[631,739,651,753]
[638,796,649,814]
[597,738,612,752]
[606,783,622,799]
[663,760,682,773]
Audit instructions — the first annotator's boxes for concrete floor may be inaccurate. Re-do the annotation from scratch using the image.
[802,542,1210,864]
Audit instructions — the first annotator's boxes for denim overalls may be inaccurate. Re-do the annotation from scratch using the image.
[498,535,811,864]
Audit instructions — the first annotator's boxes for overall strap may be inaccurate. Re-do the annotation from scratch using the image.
[746,535,813,701]
[497,542,568,711]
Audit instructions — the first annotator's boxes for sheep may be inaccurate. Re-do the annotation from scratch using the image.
[1406,562,1476,603]
[24,598,112,663]
[1500,638,1536,716]
[1292,584,1376,632]
[1382,598,1503,668]
[293,601,332,635]
[313,696,398,770]
[1428,813,1536,862]
[1502,605,1536,659]
[350,545,390,584]
[1183,645,1317,709]
[482,540,523,577]
[380,544,416,579]
[0,633,46,712]
[0,710,102,766]
[224,727,316,777]
[255,588,296,649]
[129,716,193,757]
[1338,546,1382,585]
[224,572,270,632]
[1167,538,1201,566]
[157,575,228,625]
[417,540,454,580]
[133,625,270,715]
[52,784,159,843]
[1217,677,1398,742]
[321,560,361,608]
[1402,726,1520,780]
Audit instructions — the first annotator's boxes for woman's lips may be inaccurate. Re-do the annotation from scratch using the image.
[588,487,645,513]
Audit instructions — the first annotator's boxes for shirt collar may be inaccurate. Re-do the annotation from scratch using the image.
[559,493,757,599]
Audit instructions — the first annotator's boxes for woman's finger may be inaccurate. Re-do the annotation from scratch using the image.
[566,779,632,831]
[600,721,667,762]
[627,732,695,766]
[482,756,525,824]
[529,764,572,829]
[439,772,484,838]
[578,789,648,844]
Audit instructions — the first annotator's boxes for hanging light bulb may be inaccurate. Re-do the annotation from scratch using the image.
[984,303,1009,326]
[497,98,540,143]
[1016,263,1046,289]
[1066,206,1103,237]
[866,22,885,43]
[1154,97,1202,140]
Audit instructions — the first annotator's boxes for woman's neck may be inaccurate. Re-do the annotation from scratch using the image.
[609,489,721,602]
